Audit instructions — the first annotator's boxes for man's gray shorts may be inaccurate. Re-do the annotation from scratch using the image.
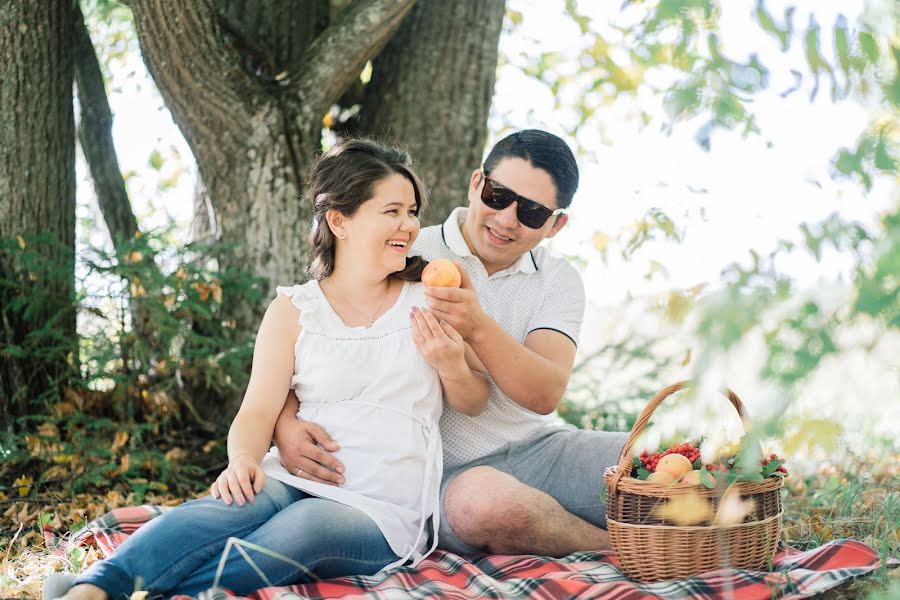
[437,426,628,555]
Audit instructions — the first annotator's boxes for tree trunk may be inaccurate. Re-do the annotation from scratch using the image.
[74,2,140,248]
[0,1,77,422]
[121,0,502,424]
[125,0,416,327]
[356,0,506,225]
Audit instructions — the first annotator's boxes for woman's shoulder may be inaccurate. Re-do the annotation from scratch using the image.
[275,281,319,308]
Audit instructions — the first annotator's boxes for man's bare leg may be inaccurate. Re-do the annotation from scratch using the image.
[59,584,107,600]
[444,466,611,556]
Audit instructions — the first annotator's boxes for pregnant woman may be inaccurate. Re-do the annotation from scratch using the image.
[48,139,489,600]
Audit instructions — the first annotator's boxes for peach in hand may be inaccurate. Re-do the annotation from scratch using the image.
[422,259,461,288]
[656,453,693,479]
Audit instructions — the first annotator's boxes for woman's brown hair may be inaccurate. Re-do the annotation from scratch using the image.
[306,139,428,282]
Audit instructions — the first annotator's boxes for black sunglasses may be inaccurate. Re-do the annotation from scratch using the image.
[479,173,566,229]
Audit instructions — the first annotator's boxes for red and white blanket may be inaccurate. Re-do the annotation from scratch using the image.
[45,505,895,599]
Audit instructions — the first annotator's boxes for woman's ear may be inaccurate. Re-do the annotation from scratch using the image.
[325,209,347,240]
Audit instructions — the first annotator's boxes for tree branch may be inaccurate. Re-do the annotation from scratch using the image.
[125,0,261,166]
[292,0,417,121]
[73,2,139,249]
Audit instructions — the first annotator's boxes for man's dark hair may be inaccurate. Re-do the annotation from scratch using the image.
[483,130,579,209]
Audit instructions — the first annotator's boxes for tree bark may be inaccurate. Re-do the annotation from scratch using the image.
[0,1,77,421]
[125,0,416,321]
[73,1,140,248]
[356,0,506,225]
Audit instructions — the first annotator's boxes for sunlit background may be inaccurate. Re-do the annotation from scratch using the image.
[75,0,899,454]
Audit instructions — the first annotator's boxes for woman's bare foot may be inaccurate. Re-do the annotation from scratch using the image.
[60,583,108,600]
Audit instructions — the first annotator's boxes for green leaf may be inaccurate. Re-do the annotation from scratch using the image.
[148,149,164,171]
[834,148,860,175]
[833,16,850,76]
[700,465,716,488]
[762,457,783,476]
[755,0,789,51]
[733,470,765,483]
[506,8,523,26]
[637,467,651,480]
[859,31,879,64]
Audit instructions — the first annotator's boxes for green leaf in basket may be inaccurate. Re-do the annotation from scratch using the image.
[733,470,766,483]
[700,465,716,488]
[692,457,703,470]
[762,457,784,476]
[637,467,651,480]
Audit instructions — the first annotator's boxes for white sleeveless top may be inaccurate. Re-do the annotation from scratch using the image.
[261,280,443,571]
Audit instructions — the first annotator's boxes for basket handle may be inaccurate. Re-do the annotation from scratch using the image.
[607,380,751,494]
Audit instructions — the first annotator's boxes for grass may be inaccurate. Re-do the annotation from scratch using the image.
[0,429,897,598]
[780,446,899,598]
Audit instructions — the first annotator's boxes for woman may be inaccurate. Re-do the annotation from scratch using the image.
[51,139,490,600]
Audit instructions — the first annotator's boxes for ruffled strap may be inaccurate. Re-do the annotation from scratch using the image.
[275,282,323,332]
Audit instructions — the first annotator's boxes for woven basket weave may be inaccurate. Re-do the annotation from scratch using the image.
[603,381,783,581]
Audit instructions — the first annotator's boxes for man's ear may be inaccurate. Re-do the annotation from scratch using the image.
[544,213,569,239]
[466,169,483,203]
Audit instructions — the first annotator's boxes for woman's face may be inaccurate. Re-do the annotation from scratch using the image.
[339,173,420,275]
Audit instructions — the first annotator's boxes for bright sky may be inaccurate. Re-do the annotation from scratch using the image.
[76,0,899,444]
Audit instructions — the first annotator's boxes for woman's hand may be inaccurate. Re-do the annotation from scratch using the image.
[211,455,265,506]
[410,306,466,377]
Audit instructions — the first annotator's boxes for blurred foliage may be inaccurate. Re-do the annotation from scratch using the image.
[0,230,262,502]
[0,235,79,421]
[781,442,899,598]
[73,229,263,428]
[546,1,898,441]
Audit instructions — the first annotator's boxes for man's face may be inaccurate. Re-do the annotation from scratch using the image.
[461,157,568,274]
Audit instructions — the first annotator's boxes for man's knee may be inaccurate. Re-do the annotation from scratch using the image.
[444,466,537,551]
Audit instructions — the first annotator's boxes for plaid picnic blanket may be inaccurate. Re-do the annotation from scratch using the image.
[45,505,895,600]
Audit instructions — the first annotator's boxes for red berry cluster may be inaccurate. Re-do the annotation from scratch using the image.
[761,453,788,474]
[639,442,700,472]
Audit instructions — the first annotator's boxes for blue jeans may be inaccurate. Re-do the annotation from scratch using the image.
[75,478,397,598]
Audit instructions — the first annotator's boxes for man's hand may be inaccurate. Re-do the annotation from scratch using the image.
[273,417,345,486]
[423,263,488,340]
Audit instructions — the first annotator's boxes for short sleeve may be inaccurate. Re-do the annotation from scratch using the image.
[526,262,585,347]
[275,283,321,329]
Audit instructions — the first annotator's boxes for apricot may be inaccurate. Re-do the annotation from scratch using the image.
[422,259,461,288]
[656,453,693,479]
[646,471,676,484]
[680,470,701,485]
[680,469,716,486]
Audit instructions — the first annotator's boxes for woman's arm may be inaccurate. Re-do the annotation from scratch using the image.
[410,306,490,416]
[210,294,301,505]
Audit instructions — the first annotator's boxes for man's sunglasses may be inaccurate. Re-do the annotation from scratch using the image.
[479,173,566,229]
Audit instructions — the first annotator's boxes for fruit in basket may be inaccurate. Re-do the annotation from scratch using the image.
[656,453,692,478]
[680,470,702,485]
[646,471,676,484]
[679,469,718,486]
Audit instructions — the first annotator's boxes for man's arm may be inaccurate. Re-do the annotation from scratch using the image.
[424,266,580,415]
[468,322,575,415]
[271,390,346,485]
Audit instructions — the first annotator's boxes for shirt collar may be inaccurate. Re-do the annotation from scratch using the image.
[440,207,538,275]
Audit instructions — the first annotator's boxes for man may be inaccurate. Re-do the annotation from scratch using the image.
[273,130,627,557]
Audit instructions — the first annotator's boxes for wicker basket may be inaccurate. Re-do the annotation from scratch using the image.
[603,381,784,581]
